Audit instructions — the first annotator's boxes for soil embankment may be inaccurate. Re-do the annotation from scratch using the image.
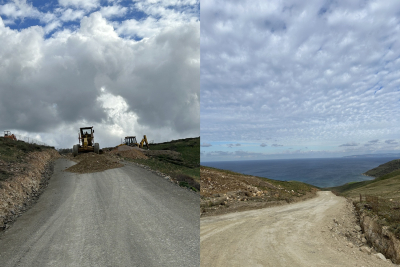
[200,166,318,217]
[0,141,60,230]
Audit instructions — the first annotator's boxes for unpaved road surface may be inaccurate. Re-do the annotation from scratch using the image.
[0,158,199,267]
[201,191,394,267]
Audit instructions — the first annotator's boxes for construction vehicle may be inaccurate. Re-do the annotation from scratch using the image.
[72,127,99,157]
[4,131,17,141]
[124,136,139,147]
[139,135,149,149]
[123,135,149,149]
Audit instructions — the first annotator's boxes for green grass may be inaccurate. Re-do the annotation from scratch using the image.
[148,137,200,169]
[0,137,54,181]
[328,159,400,239]
[126,137,200,190]
[364,159,400,178]
[0,137,53,163]
[327,169,400,195]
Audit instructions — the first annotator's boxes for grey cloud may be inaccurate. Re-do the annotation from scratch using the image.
[385,140,398,145]
[368,139,379,143]
[201,143,212,147]
[272,144,283,147]
[339,142,359,147]
[260,143,267,147]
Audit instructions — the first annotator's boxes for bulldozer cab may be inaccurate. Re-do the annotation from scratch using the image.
[4,131,11,137]
[73,126,99,156]
[125,136,138,146]
[79,127,94,147]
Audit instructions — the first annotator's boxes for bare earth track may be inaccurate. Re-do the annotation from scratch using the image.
[201,191,395,267]
[0,158,199,267]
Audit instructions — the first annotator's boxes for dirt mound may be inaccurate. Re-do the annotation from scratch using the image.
[65,153,123,174]
[201,166,318,217]
[108,145,148,160]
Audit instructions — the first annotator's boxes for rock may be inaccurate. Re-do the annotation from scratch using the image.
[361,238,367,243]
[360,246,371,254]
[375,253,386,261]
[355,225,361,231]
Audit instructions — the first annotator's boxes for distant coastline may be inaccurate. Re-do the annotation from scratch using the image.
[342,153,400,158]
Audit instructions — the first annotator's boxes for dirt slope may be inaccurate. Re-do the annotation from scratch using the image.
[200,166,317,217]
[201,192,395,267]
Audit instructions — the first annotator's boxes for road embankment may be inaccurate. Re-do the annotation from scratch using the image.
[0,149,60,230]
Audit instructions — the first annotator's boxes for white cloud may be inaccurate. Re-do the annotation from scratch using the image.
[59,0,100,10]
[0,12,199,148]
[59,8,86,22]
[201,0,400,159]
[99,5,127,18]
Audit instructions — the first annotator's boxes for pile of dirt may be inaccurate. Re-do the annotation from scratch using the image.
[65,153,123,174]
[108,145,148,160]
[200,166,318,217]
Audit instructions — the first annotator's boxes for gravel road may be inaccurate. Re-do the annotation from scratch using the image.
[0,158,199,267]
[201,191,394,267]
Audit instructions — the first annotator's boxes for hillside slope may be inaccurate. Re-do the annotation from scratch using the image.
[200,166,318,216]
[0,137,60,230]
[328,158,400,263]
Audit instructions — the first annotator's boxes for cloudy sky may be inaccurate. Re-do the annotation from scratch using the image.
[0,0,199,148]
[201,0,400,161]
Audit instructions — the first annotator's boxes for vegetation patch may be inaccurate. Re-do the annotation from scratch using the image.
[0,137,54,163]
[364,159,400,178]
[125,137,200,191]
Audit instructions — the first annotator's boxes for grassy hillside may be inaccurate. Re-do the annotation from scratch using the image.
[327,160,400,196]
[328,158,400,238]
[364,159,400,178]
[0,137,54,181]
[128,137,200,191]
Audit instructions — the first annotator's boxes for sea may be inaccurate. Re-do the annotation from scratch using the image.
[201,157,400,188]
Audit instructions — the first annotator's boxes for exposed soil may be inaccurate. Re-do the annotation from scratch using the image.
[200,166,318,217]
[64,152,124,174]
[201,192,395,266]
[109,145,149,160]
[0,149,60,230]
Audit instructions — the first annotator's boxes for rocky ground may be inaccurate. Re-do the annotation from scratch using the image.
[201,191,395,266]
[200,166,318,217]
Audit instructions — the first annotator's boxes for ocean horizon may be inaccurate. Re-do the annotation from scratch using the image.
[201,157,400,188]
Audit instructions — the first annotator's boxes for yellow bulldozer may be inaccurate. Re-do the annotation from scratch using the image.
[124,135,149,149]
[72,127,99,157]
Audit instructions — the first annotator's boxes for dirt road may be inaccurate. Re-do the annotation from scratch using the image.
[201,191,394,267]
[0,158,199,267]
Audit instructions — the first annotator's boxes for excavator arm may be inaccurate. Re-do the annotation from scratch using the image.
[139,135,149,149]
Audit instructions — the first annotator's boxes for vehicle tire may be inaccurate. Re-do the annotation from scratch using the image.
[94,143,99,154]
[73,145,78,157]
